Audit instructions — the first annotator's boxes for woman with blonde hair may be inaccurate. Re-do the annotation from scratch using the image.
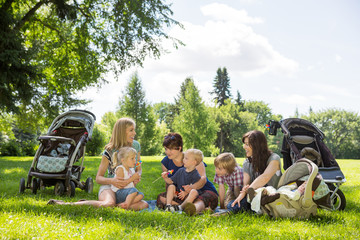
[48,118,148,209]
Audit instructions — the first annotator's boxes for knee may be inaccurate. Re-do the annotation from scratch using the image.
[189,189,198,197]
[99,200,116,208]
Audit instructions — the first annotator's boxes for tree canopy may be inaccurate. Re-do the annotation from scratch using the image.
[0,0,181,120]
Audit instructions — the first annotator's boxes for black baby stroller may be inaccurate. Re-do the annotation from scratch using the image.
[268,118,346,211]
[19,109,96,197]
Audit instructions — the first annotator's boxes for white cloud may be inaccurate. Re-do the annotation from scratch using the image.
[200,3,263,24]
[335,54,342,63]
[144,4,298,78]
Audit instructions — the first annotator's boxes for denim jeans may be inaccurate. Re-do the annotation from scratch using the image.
[227,195,251,213]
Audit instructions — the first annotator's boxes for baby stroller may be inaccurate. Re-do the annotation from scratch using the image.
[268,118,346,211]
[250,158,326,218]
[19,109,96,197]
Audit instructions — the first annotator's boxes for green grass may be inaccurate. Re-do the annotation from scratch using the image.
[1,156,360,239]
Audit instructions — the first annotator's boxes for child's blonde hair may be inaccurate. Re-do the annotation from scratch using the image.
[185,149,203,165]
[214,152,237,174]
[112,147,137,169]
[105,118,135,151]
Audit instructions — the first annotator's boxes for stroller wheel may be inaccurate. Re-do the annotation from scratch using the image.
[54,181,65,196]
[327,184,346,211]
[19,178,25,193]
[66,181,76,197]
[32,178,38,194]
[84,177,93,193]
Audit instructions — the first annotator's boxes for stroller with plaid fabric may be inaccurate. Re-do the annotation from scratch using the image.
[19,109,95,197]
[267,118,346,211]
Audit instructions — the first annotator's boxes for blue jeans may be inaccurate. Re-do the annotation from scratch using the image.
[115,187,143,204]
[227,195,251,213]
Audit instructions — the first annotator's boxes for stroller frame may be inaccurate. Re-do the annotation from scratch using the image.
[19,109,96,197]
[268,118,346,211]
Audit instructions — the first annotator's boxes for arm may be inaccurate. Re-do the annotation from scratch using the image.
[231,172,251,207]
[162,171,173,185]
[233,185,241,198]
[218,183,226,209]
[248,159,280,190]
[95,155,127,189]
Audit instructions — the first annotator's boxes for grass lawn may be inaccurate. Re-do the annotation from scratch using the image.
[1,156,360,239]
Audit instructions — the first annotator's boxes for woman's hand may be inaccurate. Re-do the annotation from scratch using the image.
[231,196,242,208]
[182,184,192,193]
[111,176,127,189]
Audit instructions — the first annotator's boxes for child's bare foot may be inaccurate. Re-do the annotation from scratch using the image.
[120,202,129,209]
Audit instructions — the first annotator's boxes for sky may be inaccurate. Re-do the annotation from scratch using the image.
[83,0,360,123]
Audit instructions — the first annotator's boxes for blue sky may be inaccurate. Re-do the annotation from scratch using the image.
[84,0,360,122]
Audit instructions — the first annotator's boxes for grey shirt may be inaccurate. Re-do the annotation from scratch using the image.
[243,153,282,188]
[170,167,201,192]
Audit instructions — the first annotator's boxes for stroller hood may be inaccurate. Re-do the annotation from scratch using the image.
[47,110,96,139]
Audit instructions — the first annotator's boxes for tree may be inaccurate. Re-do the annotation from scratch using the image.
[304,108,360,158]
[210,99,259,156]
[173,78,218,156]
[1,0,182,121]
[153,102,177,132]
[210,67,231,107]
[243,100,273,127]
[116,72,161,155]
[235,90,245,111]
[86,123,108,156]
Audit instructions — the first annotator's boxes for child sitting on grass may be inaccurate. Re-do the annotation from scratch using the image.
[213,152,244,210]
[161,149,203,215]
[110,147,146,210]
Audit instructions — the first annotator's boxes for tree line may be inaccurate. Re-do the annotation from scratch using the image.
[1,1,359,159]
[2,67,359,159]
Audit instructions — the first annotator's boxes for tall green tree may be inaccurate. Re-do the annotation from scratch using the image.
[1,0,181,120]
[173,78,218,156]
[210,67,231,107]
[211,99,259,156]
[116,72,161,155]
[243,100,273,127]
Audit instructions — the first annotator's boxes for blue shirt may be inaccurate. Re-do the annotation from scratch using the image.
[161,156,218,195]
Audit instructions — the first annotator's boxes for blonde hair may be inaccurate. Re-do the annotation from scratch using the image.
[185,149,203,165]
[214,152,237,174]
[112,147,137,169]
[105,118,135,151]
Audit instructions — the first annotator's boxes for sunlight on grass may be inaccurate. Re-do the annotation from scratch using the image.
[1,156,360,239]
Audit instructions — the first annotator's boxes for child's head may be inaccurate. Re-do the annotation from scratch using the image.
[163,133,183,152]
[106,118,136,151]
[183,149,203,168]
[214,152,237,176]
[112,147,137,169]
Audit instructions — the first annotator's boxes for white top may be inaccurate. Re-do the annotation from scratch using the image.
[111,165,135,192]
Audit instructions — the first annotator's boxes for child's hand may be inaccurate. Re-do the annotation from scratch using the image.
[161,171,168,179]
[133,172,141,181]
[177,189,188,200]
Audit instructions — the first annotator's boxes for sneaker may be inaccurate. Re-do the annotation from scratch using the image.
[183,202,196,216]
[169,205,180,213]
[164,205,172,212]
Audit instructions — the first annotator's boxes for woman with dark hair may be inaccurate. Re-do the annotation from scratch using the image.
[229,130,281,213]
[156,133,218,215]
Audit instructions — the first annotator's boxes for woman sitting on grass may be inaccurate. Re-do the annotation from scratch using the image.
[156,133,218,215]
[48,118,148,210]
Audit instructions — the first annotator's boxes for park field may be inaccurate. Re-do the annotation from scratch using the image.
[0,156,359,239]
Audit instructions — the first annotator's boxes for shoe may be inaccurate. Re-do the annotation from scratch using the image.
[183,202,196,216]
[169,205,180,213]
[164,205,172,212]
[247,187,256,202]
